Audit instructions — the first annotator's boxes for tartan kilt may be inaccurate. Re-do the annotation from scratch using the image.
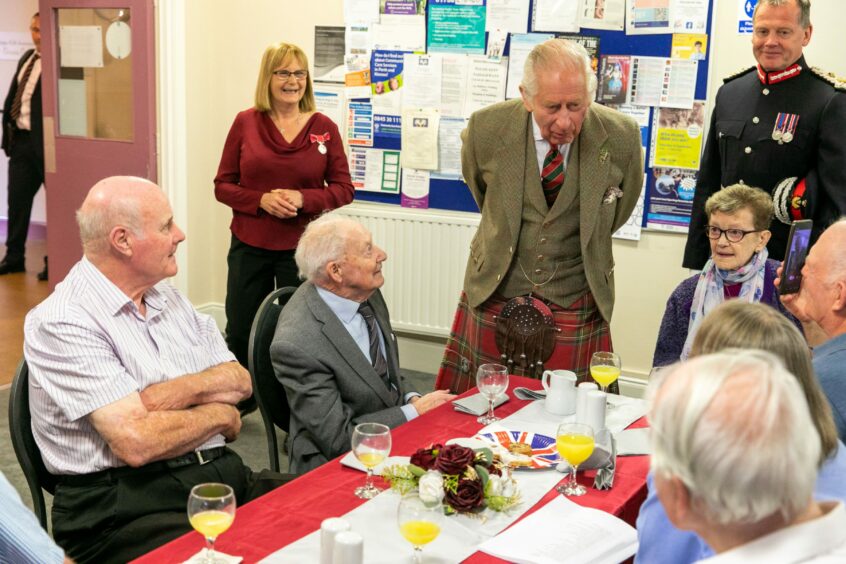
[436,291,616,395]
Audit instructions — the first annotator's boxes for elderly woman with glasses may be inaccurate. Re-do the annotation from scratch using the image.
[652,184,798,367]
[214,42,354,376]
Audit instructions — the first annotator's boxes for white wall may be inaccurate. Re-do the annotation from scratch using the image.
[173,0,846,381]
[0,1,44,225]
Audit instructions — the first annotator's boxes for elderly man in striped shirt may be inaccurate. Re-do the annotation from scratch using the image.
[24,176,287,564]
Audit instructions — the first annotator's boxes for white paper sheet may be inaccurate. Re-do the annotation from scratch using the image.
[59,25,103,68]
[314,84,346,133]
[0,32,33,61]
[531,0,581,33]
[486,0,531,33]
[626,0,672,35]
[402,54,443,109]
[579,0,625,31]
[478,496,638,564]
[672,0,709,33]
[345,25,373,56]
[613,176,646,242]
[660,58,698,109]
[506,33,553,99]
[345,0,380,25]
[400,168,431,208]
[464,56,508,117]
[431,117,467,179]
[400,108,440,170]
[371,14,426,51]
[440,54,470,117]
[628,56,696,109]
[486,28,508,62]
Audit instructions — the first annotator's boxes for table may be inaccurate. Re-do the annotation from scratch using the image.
[134,377,648,563]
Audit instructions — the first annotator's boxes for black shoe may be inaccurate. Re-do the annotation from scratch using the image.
[0,258,25,275]
[37,256,48,281]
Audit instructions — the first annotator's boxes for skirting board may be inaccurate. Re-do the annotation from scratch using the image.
[195,302,649,399]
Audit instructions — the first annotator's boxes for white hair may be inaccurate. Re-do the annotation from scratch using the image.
[295,214,361,284]
[520,38,598,100]
[648,350,820,525]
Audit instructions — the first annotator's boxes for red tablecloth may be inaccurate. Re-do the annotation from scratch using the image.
[134,377,648,563]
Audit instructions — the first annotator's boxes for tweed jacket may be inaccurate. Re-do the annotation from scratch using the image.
[461,99,644,322]
[270,282,415,474]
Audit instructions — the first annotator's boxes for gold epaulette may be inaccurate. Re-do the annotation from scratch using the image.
[810,66,846,92]
[723,66,756,84]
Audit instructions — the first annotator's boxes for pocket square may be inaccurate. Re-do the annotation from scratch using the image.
[603,186,624,204]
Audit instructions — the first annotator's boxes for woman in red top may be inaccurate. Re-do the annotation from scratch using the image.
[215,42,354,368]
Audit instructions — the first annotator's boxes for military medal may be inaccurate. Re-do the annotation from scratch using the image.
[772,113,799,143]
[310,132,330,154]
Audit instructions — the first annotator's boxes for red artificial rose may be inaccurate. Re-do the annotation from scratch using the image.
[445,478,484,512]
[434,445,475,475]
[410,444,441,470]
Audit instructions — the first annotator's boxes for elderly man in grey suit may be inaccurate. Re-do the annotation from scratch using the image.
[271,215,455,474]
[438,38,644,393]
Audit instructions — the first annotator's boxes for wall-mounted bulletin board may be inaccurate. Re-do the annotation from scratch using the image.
[311,0,716,239]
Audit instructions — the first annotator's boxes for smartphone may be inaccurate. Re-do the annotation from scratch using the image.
[779,219,813,294]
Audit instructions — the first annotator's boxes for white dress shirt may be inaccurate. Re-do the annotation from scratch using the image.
[15,50,41,131]
[531,113,571,176]
[24,257,236,474]
[698,501,846,563]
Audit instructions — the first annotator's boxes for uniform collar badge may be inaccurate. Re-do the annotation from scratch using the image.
[757,63,802,85]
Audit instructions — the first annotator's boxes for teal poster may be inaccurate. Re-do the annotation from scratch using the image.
[427,0,486,54]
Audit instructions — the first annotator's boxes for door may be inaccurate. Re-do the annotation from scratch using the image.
[39,0,155,285]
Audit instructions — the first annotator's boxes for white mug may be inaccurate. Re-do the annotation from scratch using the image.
[542,370,577,415]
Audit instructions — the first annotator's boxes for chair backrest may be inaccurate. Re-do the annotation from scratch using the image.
[8,358,57,529]
[248,286,297,472]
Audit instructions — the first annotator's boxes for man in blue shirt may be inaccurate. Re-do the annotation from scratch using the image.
[0,471,68,563]
[780,219,846,439]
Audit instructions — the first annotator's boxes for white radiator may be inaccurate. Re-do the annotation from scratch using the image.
[336,202,480,337]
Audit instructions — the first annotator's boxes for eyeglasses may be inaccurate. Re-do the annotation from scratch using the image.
[705,225,762,243]
[272,70,308,80]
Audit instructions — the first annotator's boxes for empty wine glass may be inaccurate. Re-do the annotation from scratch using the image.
[187,483,236,563]
[555,422,595,497]
[476,363,509,424]
[397,492,443,563]
[351,422,392,499]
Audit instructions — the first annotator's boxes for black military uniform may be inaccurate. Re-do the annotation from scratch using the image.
[683,56,846,269]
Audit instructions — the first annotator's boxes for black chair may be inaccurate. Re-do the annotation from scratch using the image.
[248,286,297,472]
[8,358,57,530]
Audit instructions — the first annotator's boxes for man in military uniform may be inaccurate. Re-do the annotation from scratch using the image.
[683,0,846,269]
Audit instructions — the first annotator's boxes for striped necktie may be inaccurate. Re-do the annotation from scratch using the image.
[358,301,391,391]
[541,146,565,207]
[10,53,40,122]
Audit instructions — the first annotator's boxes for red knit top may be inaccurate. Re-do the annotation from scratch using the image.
[214,109,354,250]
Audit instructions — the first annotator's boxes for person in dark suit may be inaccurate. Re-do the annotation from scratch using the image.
[683,0,846,269]
[437,38,644,393]
[270,215,454,475]
[1,12,47,279]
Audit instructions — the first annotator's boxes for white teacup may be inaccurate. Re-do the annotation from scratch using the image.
[542,370,577,415]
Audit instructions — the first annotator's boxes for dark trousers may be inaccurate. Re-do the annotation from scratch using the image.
[225,234,300,367]
[4,129,44,262]
[52,449,290,564]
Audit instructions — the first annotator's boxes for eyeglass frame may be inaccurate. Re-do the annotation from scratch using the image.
[272,70,308,80]
[704,224,764,243]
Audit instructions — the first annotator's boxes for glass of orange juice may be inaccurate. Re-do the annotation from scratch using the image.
[555,423,595,496]
[352,422,392,499]
[590,351,621,393]
[397,492,443,563]
[187,483,236,563]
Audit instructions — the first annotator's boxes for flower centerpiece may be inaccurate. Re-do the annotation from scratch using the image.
[382,444,521,515]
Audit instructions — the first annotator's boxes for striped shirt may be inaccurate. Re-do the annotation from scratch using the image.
[0,471,64,564]
[24,257,236,474]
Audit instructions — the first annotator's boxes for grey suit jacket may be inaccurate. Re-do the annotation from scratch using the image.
[270,282,415,474]
[461,99,644,322]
